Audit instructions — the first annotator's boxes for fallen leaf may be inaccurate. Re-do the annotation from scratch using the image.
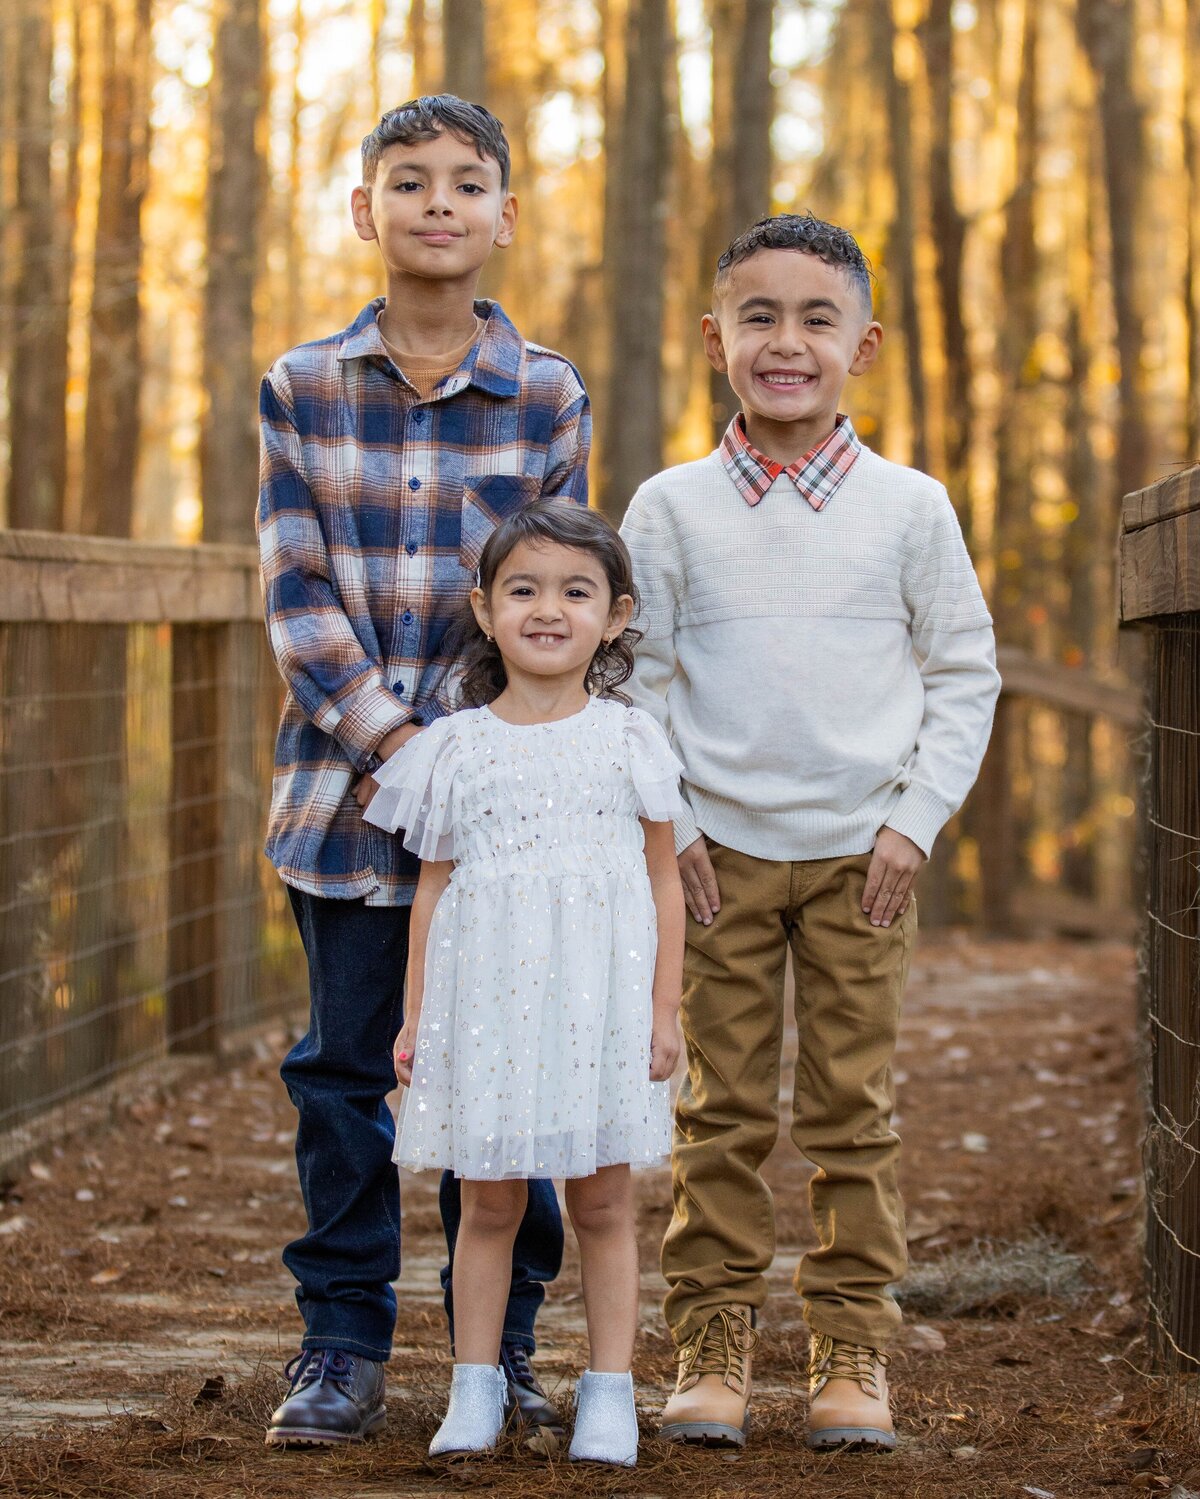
[995,1353,1032,1367]
[906,1323,947,1352]
[1018,1403,1044,1418]
[1128,1450,1164,1472]
[1130,1477,1170,1492]
[169,1166,191,1181]
[205,1266,227,1279]
[952,1445,978,1459]
[193,1375,226,1406]
[905,1211,945,1243]
[167,1195,189,1208]
[28,1161,52,1182]
[1022,1488,1055,1498]
[961,1132,990,1153]
[0,1215,29,1237]
[74,1189,95,1203]
[89,1267,125,1285]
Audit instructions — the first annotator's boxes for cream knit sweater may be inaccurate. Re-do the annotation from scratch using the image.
[620,446,1001,859]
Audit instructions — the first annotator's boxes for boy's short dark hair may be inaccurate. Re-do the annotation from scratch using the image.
[361,95,511,191]
[714,213,875,314]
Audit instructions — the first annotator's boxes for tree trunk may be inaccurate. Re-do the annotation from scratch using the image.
[80,0,151,538]
[870,0,928,474]
[1185,0,1200,459]
[603,0,670,519]
[1077,0,1150,504]
[408,0,432,95]
[7,0,69,531]
[443,0,485,102]
[922,0,972,536]
[201,0,264,544]
[705,0,775,443]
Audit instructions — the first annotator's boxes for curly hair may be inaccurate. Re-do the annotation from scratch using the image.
[452,501,643,709]
[714,212,875,314]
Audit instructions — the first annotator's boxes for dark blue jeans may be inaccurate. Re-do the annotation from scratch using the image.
[282,888,564,1362]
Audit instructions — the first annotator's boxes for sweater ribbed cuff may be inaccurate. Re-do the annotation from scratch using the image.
[672,797,701,856]
[883,783,951,858]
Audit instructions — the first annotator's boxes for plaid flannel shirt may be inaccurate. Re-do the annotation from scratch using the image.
[720,411,861,508]
[258,297,590,905]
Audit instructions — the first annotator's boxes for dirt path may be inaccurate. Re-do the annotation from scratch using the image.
[1,936,1194,1498]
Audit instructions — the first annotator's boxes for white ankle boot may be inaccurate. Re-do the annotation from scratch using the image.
[428,1363,507,1457]
[568,1369,638,1466]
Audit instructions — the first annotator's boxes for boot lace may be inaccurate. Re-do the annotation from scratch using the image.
[675,1306,758,1392]
[283,1349,356,1392]
[808,1334,889,1399]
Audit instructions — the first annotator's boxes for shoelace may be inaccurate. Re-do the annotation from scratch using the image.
[502,1344,537,1388]
[675,1307,758,1390]
[809,1336,890,1398]
[284,1349,356,1392]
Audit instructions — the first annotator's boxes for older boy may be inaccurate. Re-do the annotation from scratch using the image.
[621,214,999,1452]
[258,96,587,1449]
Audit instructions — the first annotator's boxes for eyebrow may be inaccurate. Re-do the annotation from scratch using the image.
[385,158,489,177]
[736,295,844,315]
[499,572,602,587]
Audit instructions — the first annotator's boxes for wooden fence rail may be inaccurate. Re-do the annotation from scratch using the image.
[0,529,1142,1145]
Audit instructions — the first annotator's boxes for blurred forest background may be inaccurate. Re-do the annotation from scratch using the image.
[1,0,1195,917]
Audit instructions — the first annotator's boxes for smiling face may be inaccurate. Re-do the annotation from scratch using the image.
[350,128,517,287]
[704,248,882,461]
[471,539,633,692]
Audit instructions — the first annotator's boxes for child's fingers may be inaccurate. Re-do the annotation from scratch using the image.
[862,853,886,916]
[877,872,914,929]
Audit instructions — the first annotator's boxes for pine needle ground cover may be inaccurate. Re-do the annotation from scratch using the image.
[1,937,1193,1499]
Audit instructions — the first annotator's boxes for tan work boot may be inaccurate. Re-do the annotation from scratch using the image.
[805,1333,896,1452]
[659,1305,757,1448]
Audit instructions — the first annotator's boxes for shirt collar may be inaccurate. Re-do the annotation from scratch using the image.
[719,412,862,509]
[337,298,524,399]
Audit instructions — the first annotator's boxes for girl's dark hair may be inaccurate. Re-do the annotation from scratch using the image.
[453,501,643,709]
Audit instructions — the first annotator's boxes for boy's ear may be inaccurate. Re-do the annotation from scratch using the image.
[701,313,728,374]
[351,184,378,244]
[470,586,493,637]
[492,192,519,250]
[849,320,884,377]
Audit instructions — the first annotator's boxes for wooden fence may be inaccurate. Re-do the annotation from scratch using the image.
[0,529,1142,1149]
[0,531,305,1154]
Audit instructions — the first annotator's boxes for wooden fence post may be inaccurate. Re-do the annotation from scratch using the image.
[167,623,222,1054]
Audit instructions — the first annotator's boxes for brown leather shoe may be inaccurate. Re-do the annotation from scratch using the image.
[659,1305,757,1448]
[805,1334,896,1452]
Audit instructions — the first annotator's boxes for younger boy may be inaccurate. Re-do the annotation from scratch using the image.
[621,214,999,1451]
[257,96,587,1449]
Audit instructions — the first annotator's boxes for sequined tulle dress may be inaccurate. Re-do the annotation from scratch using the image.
[364,696,683,1179]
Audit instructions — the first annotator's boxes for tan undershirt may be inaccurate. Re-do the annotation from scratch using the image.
[379,317,483,402]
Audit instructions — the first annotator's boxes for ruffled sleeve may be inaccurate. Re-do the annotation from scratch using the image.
[362,714,461,862]
[624,707,685,823]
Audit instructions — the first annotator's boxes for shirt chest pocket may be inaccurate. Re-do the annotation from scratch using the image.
[460,474,543,570]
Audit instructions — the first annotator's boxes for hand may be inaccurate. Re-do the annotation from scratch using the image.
[393,1014,420,1086]
[862,827,925,928]
[353,722,423,808]
[649,1009,681,1081]
[677,837,721,925]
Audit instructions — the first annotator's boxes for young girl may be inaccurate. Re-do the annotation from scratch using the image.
[363,501,685,1466]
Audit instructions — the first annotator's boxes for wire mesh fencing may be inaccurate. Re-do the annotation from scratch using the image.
[0,603,307,1158]
[1143,615,1200,1420]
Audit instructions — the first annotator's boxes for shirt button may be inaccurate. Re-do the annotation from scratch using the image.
[412,409,426,423]
[408,477,421,490]
[402,610,414,624]
[406,542,418,555]
[392,681,404,696]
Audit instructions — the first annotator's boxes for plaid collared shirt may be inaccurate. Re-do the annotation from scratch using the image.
[719,412,861,508]
[258,297,590,905]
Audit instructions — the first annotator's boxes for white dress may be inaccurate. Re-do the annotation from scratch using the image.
[364,696,683,1179]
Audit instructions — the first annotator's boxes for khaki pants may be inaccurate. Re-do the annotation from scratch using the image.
[662,840,914,1350]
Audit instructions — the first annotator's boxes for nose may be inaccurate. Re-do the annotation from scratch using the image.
[533,598,564,622]
[424,184,454,216]
[769,321,807,356]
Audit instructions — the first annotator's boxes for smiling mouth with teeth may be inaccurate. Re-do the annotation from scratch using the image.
[758,373,813,385]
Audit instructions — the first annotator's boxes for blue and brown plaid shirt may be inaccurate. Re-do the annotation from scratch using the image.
[257,297,590,905]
